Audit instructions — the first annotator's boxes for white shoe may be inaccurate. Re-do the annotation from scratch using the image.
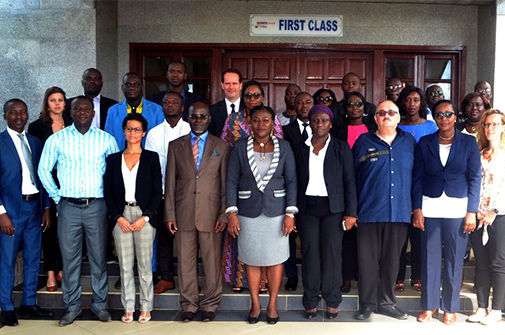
[467,308,488,323]
[480,310,502,325]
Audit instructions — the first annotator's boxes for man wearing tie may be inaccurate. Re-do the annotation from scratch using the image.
[0,99,53,326]
[281,92,314,291]
[209,68,243,137]
[165,102,229,322]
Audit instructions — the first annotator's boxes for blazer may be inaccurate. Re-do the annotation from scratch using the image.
[103,149,162,229]
[209,100,228,137]
[152,89,202,121]
[0,131,50,221]
[64,95,118,130]
[165,133,230,232]
[27,115,73,146]
[104,98,164,150]
[412,129,481,212]
[282,120,306,149]
[293,135,358,216]
[226,137,297,218]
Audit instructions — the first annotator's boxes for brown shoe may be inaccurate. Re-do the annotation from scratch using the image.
[154,279,175,294]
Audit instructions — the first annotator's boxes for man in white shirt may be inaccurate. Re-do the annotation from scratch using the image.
[145,91,190,293]
[209,68,243,136]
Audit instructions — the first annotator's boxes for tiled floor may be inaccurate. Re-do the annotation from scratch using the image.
[0,310,502,335]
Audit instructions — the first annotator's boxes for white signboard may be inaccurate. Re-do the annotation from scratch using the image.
[250,14,343,37]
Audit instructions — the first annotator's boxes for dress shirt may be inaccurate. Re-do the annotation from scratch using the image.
[297,119,312,139]
[226,98,240,115]
[121,154,139,202]
[145,118,191,191]
[91,94,101,129]
[6,128,39,195]
[191,131,208,170]
[352,129,416,223]
[38,124,119,203]
[304,135,330,196]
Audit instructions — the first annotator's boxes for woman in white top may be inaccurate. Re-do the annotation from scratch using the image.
[104,113,162,324]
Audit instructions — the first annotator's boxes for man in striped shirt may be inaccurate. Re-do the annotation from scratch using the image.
[38,96,119,327]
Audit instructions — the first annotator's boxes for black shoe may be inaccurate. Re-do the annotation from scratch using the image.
[355,306,374,320]
[202,311,215,322]
[284,277,298,291]
[341,280,351,293]
[377,306,408,320]
[247,311,261,324]
[19,305,54,318]
[267,314,279,324]
[59,310,82,326]
[326,308,338,319]
[91,308,111,322]
[1,310,18,326]
[181,311,195,322]
[305,308,318,319]
[114,277,121,289]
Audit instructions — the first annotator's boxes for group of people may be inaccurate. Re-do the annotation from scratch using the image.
[0,61,503,328]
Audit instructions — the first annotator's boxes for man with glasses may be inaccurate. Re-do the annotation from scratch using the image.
[352,100,416,321]
[105,72,164,150]
[39,97,119,326]
[385,78,403,103]
[426,85,445,110]
[474,81,493,101]
[165,102,229,322]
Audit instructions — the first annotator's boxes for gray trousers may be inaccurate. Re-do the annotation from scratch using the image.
[57,198,108,312]
[113,205,155,312]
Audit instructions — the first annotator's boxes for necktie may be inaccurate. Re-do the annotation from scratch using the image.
[302,123,309,141]
[230,103,236,114]
[17,134,37,186]
[192,136,200,166]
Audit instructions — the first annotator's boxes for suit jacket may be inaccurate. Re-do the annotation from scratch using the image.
[209,100,228,137]
[0,131,50,221]
[64,95,118,130]
[152,89,202,121]
[27,115,73,146]
[293,135,358,216]
[165,133,230,232]
[104,98,164,150]
[412,129,481,212]
[226,137,297,218]
[103,149,162,229]
[282,120,307,149]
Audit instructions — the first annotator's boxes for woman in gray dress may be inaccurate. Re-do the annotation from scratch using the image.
[226,105,298,325]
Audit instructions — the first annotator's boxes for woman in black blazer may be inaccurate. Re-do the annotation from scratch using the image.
[28,86,72,291]
[103,113,162,324]
[293,104,358,320]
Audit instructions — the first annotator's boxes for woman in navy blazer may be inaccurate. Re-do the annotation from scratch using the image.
[103,113,162,324]
[293,105,358,320]
[412,100,481,325]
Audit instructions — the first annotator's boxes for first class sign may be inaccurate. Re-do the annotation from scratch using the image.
[250,14,343,37]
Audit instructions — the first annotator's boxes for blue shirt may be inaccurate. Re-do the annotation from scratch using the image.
[191,131,208,170]
[352,129,416,223]
[398,120,438,142]
[38,125,119,203]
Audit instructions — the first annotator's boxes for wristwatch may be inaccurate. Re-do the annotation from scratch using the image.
[144,216,150,223]
[492,208,499,214]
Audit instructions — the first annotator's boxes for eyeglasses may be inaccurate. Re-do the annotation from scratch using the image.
[434,112,455,119]
[125,126,143,134]
[476,89,491,94]
[244,92,262,100]
[346,101,364,108]
[189,114,209,120]
[386,84,402,90]
[376,110,398,117]
[429,90,444,96]
[317,96,333,102]
[483,122,502,129]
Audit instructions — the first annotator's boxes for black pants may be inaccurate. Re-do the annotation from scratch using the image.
[283,230,298,279]
[397,223,421,282]
[43,201,62,273]
[156,201,175,281]
[470,215,505,310]
[342,228,358,281]
[357,222,408,310]
[297,196,344,310]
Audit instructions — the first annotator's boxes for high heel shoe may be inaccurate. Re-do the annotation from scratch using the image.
[443,312,456,325]
[138,311,151,324]
[417,309,437,323]
[46,285,57,292]
[121,312,133,323]
[305,308,318,319]
[267,314,279,324]
[326,307,339,319]
[247,311,261,324]
[395,280,405,292]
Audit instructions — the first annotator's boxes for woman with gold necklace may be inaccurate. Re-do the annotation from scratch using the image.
[28,86,72,292]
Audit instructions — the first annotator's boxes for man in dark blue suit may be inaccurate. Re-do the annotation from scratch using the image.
[0,99,53,326]
[209,68,243,136]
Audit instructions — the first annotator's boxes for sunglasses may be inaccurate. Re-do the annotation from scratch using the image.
[125,127,143,134]
[244,92,262,100]
[346,101,364,108]
[189,114,209,120]
[317,96,333,102]
[386,84,402,90]
[434,112,454,119]
[429,90,444,96]
[376,110,398,117]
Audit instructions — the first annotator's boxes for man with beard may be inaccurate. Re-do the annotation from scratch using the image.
[145,91,190,293]
[65,68,118,130]
[278,84,302,126]
[152,61,202,120]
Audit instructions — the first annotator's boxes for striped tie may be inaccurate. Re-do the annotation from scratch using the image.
[18,133,37,186]
[192,136,200,166]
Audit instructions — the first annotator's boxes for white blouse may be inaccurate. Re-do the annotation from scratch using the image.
[122,154,139,203]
